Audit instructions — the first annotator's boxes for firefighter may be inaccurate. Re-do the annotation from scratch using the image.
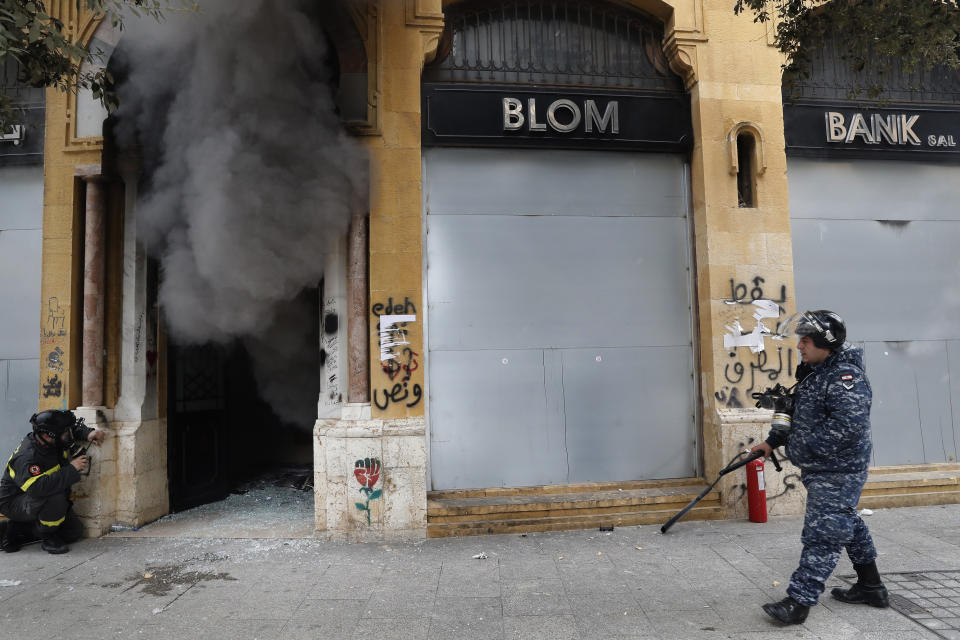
[751,310,888,625]
[0,410,105,554]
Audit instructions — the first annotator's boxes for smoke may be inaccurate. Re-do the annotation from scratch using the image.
[114,0,365,426]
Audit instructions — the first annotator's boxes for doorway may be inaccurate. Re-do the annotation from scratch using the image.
[166,289,319,514]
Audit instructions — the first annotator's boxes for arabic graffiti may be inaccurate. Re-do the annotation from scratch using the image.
[722,346,794,396]
[320,296,343,409]
[42,374,62,398]
[43,297,66,338]
[714,386,744,408]
[382,347,418,382]
[372,297,423,412]
[766,473,801,502]
[373,382,423,411]
[725,276,787,306]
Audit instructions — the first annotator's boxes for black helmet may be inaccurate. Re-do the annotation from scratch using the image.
[30,410,77,447]
[780,310,846,350]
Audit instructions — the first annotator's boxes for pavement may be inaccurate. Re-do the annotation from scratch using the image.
[2,502,960,640]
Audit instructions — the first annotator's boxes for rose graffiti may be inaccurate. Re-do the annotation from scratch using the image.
[354,457,383,525]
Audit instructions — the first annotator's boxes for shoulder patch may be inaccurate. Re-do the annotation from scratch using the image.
[840,373,856,390]
[29,464,41,476]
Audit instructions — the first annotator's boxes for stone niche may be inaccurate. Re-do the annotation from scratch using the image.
[717,408,806,519]
[314,412,427,540]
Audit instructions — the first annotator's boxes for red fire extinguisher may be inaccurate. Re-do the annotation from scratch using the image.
[746,457,768,523]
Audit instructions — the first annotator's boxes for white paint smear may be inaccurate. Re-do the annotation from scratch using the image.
[379,315,416,361]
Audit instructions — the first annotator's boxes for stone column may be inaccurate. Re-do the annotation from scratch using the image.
[347,212,369,403]
[81,174,108,408]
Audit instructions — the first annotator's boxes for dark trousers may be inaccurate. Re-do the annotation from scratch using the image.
[786,470,877,607]
[0,491,83,542]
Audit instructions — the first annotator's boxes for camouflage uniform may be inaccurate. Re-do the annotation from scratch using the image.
[765,343,876,607]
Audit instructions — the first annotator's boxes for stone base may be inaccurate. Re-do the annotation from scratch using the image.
[717,408,806,519]
[314,412,427,540]
[69,409,169,537]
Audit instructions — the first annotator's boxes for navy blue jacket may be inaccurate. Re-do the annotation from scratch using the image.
[766,344,873,473]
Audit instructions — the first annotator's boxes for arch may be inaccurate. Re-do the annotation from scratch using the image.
[69,2,375,141]
[727,121,767,177]
[426,0,685,92]
[438,0,700,88]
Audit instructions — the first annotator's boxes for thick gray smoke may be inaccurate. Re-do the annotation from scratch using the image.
[115,0,366,426]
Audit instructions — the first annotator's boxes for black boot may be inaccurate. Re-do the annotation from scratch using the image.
[0,520,18,553]
[0,520,31,553]
[40,532,69,555]
[762,596,810,625]
[831,561,889,608]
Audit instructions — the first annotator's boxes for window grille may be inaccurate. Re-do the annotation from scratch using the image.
[424,0,684,93]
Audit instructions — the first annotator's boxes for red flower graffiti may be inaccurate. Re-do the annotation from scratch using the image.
[354,457,381,488]
[354,457,383,525]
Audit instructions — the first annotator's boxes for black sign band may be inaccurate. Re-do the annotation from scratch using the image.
[784,102,960,161]
[423,83,692,152]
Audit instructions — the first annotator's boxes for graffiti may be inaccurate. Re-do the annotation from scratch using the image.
[373,382,423,411]
[320,297,342,407]
[372,298,422,412]
[723,346,794,395]
[714,386,744,408]
[766,473,801,502]
[354,457,383,525]
[323,312,338,335]
[134,311,144,362]
[382,347,419,382]
[43,297,66,338]
[718,287,794,405]
[379,314,415,363]
[42,374,62,398]
[725,277,787,306]
[46,347,64,372]
[371,296,416,317]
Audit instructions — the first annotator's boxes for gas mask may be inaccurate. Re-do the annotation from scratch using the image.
[30,410,79,452]
[752,384,795,435]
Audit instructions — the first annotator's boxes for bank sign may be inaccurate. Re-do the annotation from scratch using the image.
[784,103,960,159]
[422,83,692,152]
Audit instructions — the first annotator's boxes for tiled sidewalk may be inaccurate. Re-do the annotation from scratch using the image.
[2,503,959,639]
[851,570,960,640]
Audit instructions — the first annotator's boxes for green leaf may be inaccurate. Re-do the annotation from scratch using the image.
[355,502,368,511]
[369,489,383,500]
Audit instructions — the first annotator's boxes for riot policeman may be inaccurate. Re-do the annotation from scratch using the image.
[751,310,889,625]
[0,410,105,554]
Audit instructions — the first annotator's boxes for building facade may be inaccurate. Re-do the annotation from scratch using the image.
[22,0,960,538]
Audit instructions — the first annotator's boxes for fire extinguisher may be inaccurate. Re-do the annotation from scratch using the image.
[746,457,767,523]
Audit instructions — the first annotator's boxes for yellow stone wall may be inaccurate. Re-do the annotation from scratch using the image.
[38,1,105,412]
[39,0,799,513]
[369,0,798,479]
[365,0,443,420]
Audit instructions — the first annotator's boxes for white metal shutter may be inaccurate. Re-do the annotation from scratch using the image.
[789,157,960,465]
[0,166,43,455]
[424,148,696,489]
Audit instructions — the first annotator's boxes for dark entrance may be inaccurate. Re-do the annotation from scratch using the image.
[166,291,319,513]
